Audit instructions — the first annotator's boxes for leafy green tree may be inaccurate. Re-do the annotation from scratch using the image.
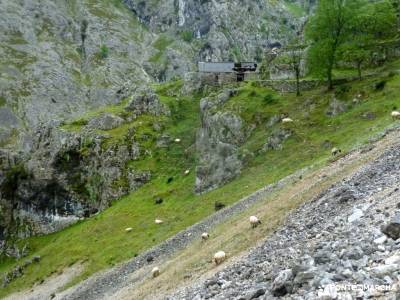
[339,0,396,79]
[306,0,361,89]
[306,0,397,88]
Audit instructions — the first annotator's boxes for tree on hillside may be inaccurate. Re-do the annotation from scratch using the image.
[305,0,361,89]
[285,38,306,96]
[340,0,397,80]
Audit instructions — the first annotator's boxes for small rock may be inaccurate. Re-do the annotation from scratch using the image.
[374,236,387,244]
[334,187,356,203]
[348,208,364,223]
[384,255,400,265]
[331,147,342,156]
[381,213,400,240]
[317,284,338,300]
[326,98,348,116]
[370,264,399,277]
[243,287,266,300]
[214,201,226,211]
[154,197,163,205]
[294,269,317,285]
[272,269,293,297]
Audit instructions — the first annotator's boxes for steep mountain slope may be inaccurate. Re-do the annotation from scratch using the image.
[123,0,306,68]
[0,0,152,132]
[1,59,400,297]
[0,0,306,143]
[0,0,310,258]
[169,131,400,300]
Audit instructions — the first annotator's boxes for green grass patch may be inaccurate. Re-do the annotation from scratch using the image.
[284,1,305,17]
[0,96,6,107]
[149,35,174,63]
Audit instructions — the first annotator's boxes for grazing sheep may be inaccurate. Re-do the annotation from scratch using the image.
[213,251,226,265]
[151,267,160,278]
[392,111,400,119]
[249,216,261,228]
[282,118,293,123]
[331,147,342,156]
[155,219,163,224]
[125,227,133,233]
[174,138,181,143]
[184,169,190,175]
[201,232,209,240]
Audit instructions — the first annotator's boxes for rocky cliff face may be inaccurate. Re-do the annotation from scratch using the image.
[195,89,247,194]
[0,0,154,135]
[0,87,169,255]
[124,0,304,62]
[0,0,307,144]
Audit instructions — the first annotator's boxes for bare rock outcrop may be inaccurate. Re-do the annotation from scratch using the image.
[195,89,246,194]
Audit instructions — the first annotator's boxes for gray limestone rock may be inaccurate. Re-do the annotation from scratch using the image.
[326,98,348,117]
[87,113,124,131]
[195,91,246,194]
[125,87,170,117]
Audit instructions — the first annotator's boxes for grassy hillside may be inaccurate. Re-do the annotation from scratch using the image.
[1,62,400,296]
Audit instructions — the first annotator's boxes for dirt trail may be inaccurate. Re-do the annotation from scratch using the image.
[4,264,84,300]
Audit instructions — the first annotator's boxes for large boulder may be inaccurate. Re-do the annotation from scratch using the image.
[125,87,170,117]
[381,213,400,240]
[263,128,292,151]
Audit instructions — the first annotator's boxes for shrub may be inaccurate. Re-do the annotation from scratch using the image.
[71,118,88,127]
[214,201,226,211]
[374,80,386,91]
[335,84,351,97]
[98,45,109,59]
[181,31,193,43]
[263,94,277,104]
[249,90,258,97]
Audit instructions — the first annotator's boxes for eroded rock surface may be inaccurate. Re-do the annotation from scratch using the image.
[195,89,246,194]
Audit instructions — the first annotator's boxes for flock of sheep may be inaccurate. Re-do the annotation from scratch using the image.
[150,216,262,278]
[145,111,400,279]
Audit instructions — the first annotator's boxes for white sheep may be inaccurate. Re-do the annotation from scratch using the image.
[213,251,226,265]
[184,169,190,175]
[174,138,181,143]
[155,219,163,224]
[125,227,133,233]
[151,267,160,278]
[201,232,209,240]
[282,118,293,123]
[249,216,261,228]
[331,147,342,156]
[391,111,400,119]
